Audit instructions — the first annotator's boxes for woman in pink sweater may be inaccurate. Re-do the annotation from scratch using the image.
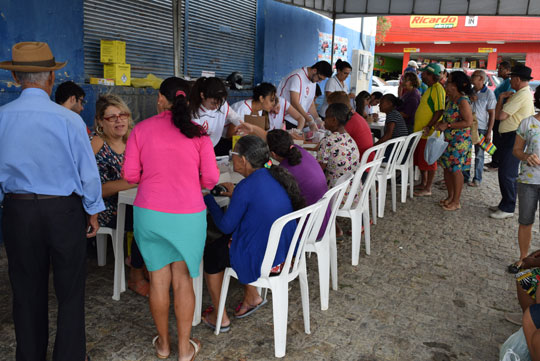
[123,77,219,361]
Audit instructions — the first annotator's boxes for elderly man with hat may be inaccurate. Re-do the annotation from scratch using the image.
[0,42,104,361]
[490,65,535,221]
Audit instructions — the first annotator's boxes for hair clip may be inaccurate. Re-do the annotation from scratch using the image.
[176,90,186,97]
[289,145,295,149]
[264,160,273,169]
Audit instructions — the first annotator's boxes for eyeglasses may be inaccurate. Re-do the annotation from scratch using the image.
[230,151,240,156]
[103,113,130,122]
[78,98,87,106]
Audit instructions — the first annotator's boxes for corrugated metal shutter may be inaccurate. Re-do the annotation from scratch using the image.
[185,0,256,85]
[83,0,175,79]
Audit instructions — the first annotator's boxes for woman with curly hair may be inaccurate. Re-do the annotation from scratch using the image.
[434,71,473,211]
[202,135,304,331]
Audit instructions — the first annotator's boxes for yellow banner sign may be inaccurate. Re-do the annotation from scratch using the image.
[410,16,458,29]
[403,48,420,53]
[478,47,496,53]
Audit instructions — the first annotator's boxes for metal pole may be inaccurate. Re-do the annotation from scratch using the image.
[330,0,337,66]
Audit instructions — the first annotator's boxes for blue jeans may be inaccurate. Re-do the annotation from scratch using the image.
[463,129,487,183]
[497,131,520,213]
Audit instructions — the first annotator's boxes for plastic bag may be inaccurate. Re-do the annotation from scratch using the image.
[130,73,163,89]
[424,131,448,165]
[499,327,531,361]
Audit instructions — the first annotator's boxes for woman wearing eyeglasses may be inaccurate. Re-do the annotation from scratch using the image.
[90,95,146,296]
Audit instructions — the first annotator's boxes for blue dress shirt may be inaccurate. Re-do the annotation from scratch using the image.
[0,88,105,214]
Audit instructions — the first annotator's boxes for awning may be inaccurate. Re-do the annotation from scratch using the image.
[274,0,540,18]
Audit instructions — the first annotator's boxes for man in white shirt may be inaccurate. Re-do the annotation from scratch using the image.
[277,61,332,131]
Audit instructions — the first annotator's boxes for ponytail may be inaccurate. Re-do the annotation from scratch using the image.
[267,129,302,166]
[160,77,205,138]
[189,77,228,118]
[235,135,305,210]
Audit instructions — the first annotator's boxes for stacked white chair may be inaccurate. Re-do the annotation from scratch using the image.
[337,158,384,265]
[357,143,389,226]
[373,136,407,218]
[304,173,353,310]
[395,131,422,203]
[214,201,325,358]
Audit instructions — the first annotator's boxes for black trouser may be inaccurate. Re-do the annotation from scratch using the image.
[491,119,501,167]
[497,131,521,213]
[2,194,87,361]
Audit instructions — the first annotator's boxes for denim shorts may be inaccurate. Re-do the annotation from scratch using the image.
[518,182,540,225]
[530,303,540,329]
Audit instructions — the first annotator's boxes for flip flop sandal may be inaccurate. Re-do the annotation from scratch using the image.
[234,299,268,319]
[202,314,230,332]
[438,199,450,207]
[152,335,170,359]
[189,338,202,361]
[442,203,461,211]
[508,262,522,274]
[201,305,214,318]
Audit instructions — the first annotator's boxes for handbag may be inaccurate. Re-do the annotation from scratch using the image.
[424,131,448,165]
[470,112,481,145]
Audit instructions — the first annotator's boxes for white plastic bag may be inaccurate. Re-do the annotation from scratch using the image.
[500,327,531,361]
[424,131,448,165]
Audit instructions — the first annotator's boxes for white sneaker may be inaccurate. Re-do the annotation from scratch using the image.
[490,210,514,219]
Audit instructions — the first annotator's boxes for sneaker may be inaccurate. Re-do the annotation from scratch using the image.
[504,312,522,326]
[488,205,499,212]
[490,210,514,219]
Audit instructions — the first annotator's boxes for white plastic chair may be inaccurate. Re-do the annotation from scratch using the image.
[214,202,325,358]
[304,173,353,310]
[357,143,388,226]
[395,131,422,203]
[96,227,115,267]
[337,158,383,265]
[374,136,407,218]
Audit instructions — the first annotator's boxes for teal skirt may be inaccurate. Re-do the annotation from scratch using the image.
[133,206,206,276]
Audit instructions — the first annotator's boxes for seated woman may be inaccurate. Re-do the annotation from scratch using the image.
[318,103,360,188]
[202,135,304,331]
[90,95,146,296]
[327,91,373,162]
[376,94,410,162]
[189,77,264,155]
[355,91,370,119]
[267,129,328,238]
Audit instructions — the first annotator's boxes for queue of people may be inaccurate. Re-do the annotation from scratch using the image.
[2,40,540,360]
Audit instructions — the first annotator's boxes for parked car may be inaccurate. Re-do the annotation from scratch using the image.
[386,79,400,87]
[371,76,398,96]
[447,68,501,91]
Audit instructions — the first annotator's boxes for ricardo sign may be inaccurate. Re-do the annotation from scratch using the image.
[410,16,458,29]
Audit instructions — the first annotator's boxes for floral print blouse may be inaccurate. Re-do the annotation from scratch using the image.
[517,115,540,185]
[317,132,360,187]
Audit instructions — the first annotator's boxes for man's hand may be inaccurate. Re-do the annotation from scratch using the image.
[500,91,514,100]
[526,153,540,167]
[485,133,492,144]
[87,213,99,238]
[470,94,478,102]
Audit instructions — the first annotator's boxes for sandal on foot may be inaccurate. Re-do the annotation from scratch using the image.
[507,261,522,274]
[438,199,449,207]
[468,181,478,187]
[152,335,170,359]
[442,203,461,211]
[234,298,268,319]
[201,305,214,318]
[414,189,432,197]
[202,314,230,332]
[188,338,201,361]
[128,279,149,297]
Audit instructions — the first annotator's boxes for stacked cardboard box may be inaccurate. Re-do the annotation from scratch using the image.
[100,40,131,86]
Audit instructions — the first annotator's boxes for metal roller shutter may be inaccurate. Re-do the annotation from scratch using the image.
[185,0,256,85]
[83,0,175,79]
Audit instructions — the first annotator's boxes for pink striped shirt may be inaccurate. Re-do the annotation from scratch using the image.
[123,111,219,214]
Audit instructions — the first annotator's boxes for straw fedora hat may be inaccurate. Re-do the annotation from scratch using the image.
[0,42,67,72]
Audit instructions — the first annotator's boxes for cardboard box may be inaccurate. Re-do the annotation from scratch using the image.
[104,64,131,86]
[100,40,126,64]
[244,115,268,130]
[90,77,114,86]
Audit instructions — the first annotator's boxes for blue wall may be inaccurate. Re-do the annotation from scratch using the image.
[0,0,85,84]
[255,0,376,88]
